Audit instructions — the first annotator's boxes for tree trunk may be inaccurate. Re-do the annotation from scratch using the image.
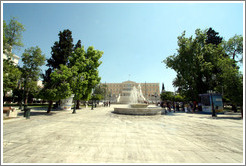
[47,100,53,113]
[24,95,28,104]
[76,100,80,109]
[241,106,243,119]
[24,90,29,105]
[3,92,6,103]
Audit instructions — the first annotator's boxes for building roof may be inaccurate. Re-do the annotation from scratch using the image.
[122,80,136,84]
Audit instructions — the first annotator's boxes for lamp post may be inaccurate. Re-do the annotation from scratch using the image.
[109,91,112,107]
[20,77,30,110]
[209,90,217,117]
[155,92,157,106]
[91,88,95,110]
[72,76,84,114]
[211,75,217,117]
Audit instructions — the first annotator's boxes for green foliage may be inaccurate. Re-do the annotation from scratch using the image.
[3,17,25,55]
[21,47,45,82]
[224,34,243,62]
[91,84,107,101]
[217,58,243,106]
[160,91,175,101]
[42,29,103,111]
[91,94,104,101]
[40,65,74,101]
[163,28,243,106]
[3,17,24,100]
[206,27,223,46]
[21,46,45,103]
[69,46,103,101]
[42,29,74,105]
[3,59,22,96]
[174,94,184,102]
[22,46,46,78]
[47,29,74,70]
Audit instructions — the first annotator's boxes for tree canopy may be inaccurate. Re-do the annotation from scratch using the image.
[163,28,243,108]
[41,29,103,112]
[3,59,22,98]
[47,29,74,70]
[224,34,243,62]
[3,17,25,55]
[21,46,45,104]
[3,17,24,100]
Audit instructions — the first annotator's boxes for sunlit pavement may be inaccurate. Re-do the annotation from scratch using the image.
[2,104,244,164]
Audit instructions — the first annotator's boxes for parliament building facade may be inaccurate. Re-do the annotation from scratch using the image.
[102,81,160,103]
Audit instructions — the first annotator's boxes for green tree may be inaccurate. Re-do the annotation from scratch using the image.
[83,46,103,100]
[163,28,242,108]
[217,57,243,117]
[3,17,24,102]
[91,84,107,101]
[21,46,45,104]
[224,34,243,62]
[69,46,103,108]
[42,29,74,112]
[206,27,223,46]
[160,91,175,101]
[3,17,25,56]
[47,29,74,70]
[164,29,223,101]
[174,94,184,102]
[3,59,22,99]
[39,65,74,113]
[68,43,86,109]
[42,29,103,113]
[74,40,82,51]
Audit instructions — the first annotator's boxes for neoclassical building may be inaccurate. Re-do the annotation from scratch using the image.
[3,52,20,66]
[102,81,160,103]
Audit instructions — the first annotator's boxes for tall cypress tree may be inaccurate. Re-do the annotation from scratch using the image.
[74,40,82,50]
[42,29,74,113]
[47,29,74,70]
[205,27,223,46]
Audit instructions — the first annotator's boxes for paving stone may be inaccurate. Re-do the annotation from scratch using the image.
[2,104,244,164]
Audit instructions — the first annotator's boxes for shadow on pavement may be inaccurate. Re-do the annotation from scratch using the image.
[214,117,242,120]
[18,111,56,117]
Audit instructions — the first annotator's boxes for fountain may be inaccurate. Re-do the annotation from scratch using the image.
[113,84,162,115]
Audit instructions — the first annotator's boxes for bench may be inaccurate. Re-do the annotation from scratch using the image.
[3,107,18,117]
[3,107,14,113]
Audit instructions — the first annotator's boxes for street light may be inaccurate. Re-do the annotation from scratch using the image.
[91,88,95,110]
[72,76,84,114]
[209,90,217,117]
[211,75,217,118]
[20,77,31,110]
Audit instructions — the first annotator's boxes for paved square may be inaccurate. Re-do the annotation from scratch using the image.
[2,104,244,163]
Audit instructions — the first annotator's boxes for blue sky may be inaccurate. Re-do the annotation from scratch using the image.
[3,2,244,91]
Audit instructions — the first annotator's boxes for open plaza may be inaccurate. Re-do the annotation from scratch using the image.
[2,2,244,165]
[2,104,244,164]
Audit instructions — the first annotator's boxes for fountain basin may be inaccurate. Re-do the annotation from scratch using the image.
[113,107,162,115]
[129,103,148,108]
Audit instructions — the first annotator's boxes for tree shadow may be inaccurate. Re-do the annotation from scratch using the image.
[214,116,242,120]
[18,111,56,117]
